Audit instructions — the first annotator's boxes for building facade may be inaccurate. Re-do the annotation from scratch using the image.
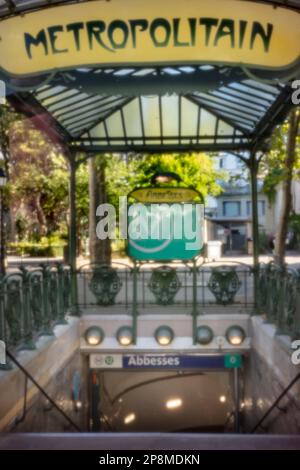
[206,155,274,252]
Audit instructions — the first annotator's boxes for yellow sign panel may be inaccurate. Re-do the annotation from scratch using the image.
[130,187,200,203]
[0,0,299,76]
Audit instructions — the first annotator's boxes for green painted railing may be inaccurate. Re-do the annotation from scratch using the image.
[76,261,253,310]
[0,263,72,354]
[257,262,300,338]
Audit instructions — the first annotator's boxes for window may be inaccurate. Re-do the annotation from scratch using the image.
[246,201,251,216]
[223,201,241,217]
[246,200,266,216]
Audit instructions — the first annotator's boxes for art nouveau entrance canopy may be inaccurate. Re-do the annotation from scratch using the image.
[1,0,299,154]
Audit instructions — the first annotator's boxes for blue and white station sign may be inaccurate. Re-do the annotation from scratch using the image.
[90,354,242,369]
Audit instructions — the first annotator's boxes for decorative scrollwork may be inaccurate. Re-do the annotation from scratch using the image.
[30,273,43,331]
[208,267,241,305]
[48,271,58,320]
[89,265,122,305]
[148,266,181,305]
[6,278,22,346]
[63,270,71,309]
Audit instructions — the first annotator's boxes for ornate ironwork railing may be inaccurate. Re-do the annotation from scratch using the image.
[257,263,300,338]
[0,263,72,354]
[77,261,253,311]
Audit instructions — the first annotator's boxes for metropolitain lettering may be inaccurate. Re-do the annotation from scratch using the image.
[24,17,274,59]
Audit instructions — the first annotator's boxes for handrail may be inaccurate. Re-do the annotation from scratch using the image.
[6,349,82,432]
[251,371,300,433]
[257,262,300,338]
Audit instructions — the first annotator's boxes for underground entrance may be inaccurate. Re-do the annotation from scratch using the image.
[89,366,238,433]
[0,0,300,450]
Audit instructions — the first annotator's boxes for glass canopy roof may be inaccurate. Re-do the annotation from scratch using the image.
[1,0,300,154]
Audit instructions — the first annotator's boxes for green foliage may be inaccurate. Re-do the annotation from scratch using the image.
[132,153,225,198]
[9,234,66,257]
[3,113,89,242]
[261,121,300,203]
[104,153,225,222]
[74,162,89,238]
[105,155,143,210]
[1,105,225,251]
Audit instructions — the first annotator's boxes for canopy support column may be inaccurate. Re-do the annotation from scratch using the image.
[68,152,80,316]
[249,151,260,308]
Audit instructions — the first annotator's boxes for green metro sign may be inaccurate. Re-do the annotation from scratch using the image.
[127,200,204,261]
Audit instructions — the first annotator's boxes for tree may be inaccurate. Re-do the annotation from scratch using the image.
[3,112,89,245]
[89,156,111,264]
[261,108,300,264]
[89,152,225,261]
[133,153,224,198]
[0,104,21,242]
[9,117,66,238]
[274,110,300,265]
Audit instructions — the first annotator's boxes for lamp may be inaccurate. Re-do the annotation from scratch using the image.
[166,398,182,410]
[84,326,104,346]
[124,412,136,424]
[150,172,181,185]
[155,325,174,346]
[196,326,214,345]
[226,325,246,346]
[116,326,133,346]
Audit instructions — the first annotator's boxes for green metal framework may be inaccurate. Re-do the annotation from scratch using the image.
[5,67,296,154]
[1,0,300,319]
[0,262,71,368]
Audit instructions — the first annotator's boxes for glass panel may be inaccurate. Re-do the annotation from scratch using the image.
[181,97,199,137]
[218,120,234,136]
[54,97,105,119]
[211,91,265,112]
[199,109,217,142]
[230,83,274,101]
[89,122,106,140]
[46,92,88,111]
[162,95,179,137]
[106,111,124,138]
[141,96,160,138]
[123,99,142,137]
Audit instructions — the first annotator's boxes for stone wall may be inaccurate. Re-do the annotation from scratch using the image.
[9,351,89,433]
[242,316,300,434]
[0,318,89,432]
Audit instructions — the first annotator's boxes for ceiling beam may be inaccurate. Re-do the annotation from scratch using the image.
[3,0,15,12]
[69,142,252,154]
[251,85,295,149]
[51,68,246,97]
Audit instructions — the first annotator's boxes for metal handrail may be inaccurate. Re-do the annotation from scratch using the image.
[250,371,300,433]
[0,263,72,352]
[76,262,253,309]
[6,349,82,432]
[257,262,300,337]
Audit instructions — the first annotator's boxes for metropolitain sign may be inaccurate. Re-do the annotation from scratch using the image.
[0,0,299,77]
